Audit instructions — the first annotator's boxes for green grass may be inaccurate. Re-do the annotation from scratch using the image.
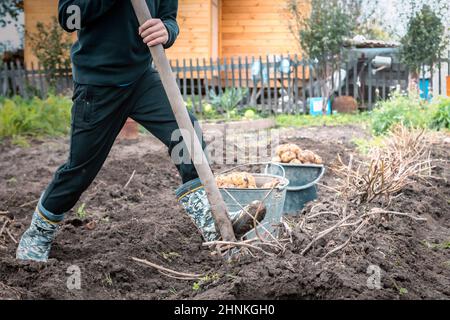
[0,95,71,145]
[191,273,220,292]
[76,203,88,220]
[352,136,386,155]
[276,112,370,128]
[423,240,450,250]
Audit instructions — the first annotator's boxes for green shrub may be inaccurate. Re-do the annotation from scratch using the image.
[0,95,72,143]
[372,92,450,135]
[430,97,450,130]
[371,92,432,135]
[209,88,248,119]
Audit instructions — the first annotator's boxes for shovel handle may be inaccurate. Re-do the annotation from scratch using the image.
[130,0,236,242]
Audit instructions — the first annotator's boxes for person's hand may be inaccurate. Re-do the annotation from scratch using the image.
[139,18,169,47]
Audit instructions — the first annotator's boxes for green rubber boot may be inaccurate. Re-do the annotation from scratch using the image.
[176,178,266,241]
[16,199,63,262]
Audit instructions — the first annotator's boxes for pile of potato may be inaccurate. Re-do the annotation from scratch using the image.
[272,143,323,165]
[216,172,257,189]
[216,172,280,189]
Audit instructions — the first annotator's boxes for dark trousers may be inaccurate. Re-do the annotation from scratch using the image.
[41,68,202,215]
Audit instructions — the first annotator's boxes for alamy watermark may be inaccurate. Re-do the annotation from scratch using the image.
[366,264,382,290]
[170,121,280,166]
[65,5,81,31]
[66,264,81,290]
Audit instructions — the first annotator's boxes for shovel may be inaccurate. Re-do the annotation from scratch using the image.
[130,0,236,242]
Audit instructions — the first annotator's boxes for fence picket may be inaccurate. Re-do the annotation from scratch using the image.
[195,58,203,113]
[216,57,222,95]
[38,63,45,97]
[175,59,181,90]
[353,59,358,103]
[238,57,243,108]
[203,58,209,102]
[301,60,306,112]
[438,61,442,95]
[2,63,9,96]
[231,57,236,90]
[245,56,250,104]
[189,59,196,112]
[181,59,187,103]
[259,56,265,111]
[274,54,279,113]
[308,62,313,100]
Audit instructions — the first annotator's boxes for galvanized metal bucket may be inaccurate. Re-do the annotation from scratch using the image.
[218,163,289,239]
[266,163,325,215]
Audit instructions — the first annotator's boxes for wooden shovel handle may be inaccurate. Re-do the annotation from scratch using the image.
[130,0,236,242]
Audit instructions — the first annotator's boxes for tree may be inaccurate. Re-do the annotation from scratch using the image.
[400,5,447,79]
[340,0,388,39]
[28,17,72,89]
[0,0,23,27]
[287,0,353,113]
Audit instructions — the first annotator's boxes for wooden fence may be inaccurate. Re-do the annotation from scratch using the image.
[1,53,449,114]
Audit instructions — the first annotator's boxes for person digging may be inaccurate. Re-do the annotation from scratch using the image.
[16,0,265,262]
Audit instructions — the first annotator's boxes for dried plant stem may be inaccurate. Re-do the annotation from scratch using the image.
[131,257,203,280]
[6,228,17,244]
[322,218,370,259]
[301,213,355,256]
[203,240,276,257]
[0,220,8,237]
[19,199,38,208]
[123,170,136,189]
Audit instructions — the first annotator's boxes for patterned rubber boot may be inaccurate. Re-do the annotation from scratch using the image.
[16,199,64,262]
[176,178,266,241]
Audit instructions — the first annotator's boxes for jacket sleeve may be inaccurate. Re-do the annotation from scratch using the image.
[158,0,180,49]
[58,0,118,33]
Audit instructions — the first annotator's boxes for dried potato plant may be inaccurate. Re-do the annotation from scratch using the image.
[298,125,435,259]
[333,125,433,205]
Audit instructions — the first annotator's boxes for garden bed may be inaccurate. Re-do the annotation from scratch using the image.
[200,118,276,133]
[0,125,449,299]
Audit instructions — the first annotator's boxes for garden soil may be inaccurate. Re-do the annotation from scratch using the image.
[0,125,449,300]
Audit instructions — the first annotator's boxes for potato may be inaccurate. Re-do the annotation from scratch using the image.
[271,156,282,163]
[298,150,316,164]
[275,143,301,157]
[275,143,323,165]
[216,172,256,189]
[217,176,232,188]
[314,155,323,164]
[262,179,280,189]
[280,151,297,163]
[235,172,256,188]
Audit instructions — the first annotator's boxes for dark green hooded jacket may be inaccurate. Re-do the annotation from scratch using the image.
[58,0,179,86]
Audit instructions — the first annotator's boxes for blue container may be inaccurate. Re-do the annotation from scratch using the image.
[218,164,289,239]
[419,79,431,101]
[266,163,325,215]
[309,97,331,116]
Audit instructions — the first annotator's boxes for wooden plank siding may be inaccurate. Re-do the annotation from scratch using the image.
[167,0,213,60]
[23,0,213,66]
[23,0,310,85]
[220,0,307,58]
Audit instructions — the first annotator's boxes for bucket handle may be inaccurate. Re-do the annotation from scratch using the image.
[263,162,286,179]
[288,165,326,191]
[218,162,286,179]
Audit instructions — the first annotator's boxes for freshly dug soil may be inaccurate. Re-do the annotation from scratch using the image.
[0,125,449,300]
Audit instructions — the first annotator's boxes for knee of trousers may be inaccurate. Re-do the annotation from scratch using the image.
[49,167,97,198]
